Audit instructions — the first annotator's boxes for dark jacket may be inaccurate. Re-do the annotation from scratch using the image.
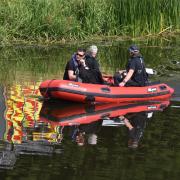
[79,55,104,84]
[126,56,148,86]
[63,54,81,81]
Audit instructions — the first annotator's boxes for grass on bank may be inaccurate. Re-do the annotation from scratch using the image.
[0,0,179,45]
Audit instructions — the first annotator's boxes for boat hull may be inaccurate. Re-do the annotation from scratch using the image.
[39,80,174,103]
[39,100,170,126]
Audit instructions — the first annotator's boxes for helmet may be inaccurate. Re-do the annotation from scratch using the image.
[128,45,139,53]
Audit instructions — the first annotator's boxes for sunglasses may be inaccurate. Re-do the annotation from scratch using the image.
[76,53,85,57]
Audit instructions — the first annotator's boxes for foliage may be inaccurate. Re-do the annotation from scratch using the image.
[0,0,179,44]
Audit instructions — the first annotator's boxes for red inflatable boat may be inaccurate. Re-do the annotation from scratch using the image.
[39,100,170,126]
[39,79,174,103]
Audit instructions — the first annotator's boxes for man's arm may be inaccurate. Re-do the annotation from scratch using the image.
[119,69,134,87]
[68,70,76,80]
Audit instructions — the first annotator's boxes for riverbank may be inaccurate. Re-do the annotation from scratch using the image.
[0,0,179,46]
[1,30,180,47]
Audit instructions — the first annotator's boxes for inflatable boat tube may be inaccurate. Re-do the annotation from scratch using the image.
[39,79,174,103]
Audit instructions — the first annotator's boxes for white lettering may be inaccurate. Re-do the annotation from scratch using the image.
[148,87,157,92]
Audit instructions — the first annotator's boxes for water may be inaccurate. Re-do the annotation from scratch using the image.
[0,39,180,180]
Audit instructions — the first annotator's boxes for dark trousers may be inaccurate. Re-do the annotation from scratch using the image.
[113,72,124,86]
[113,72,141,87]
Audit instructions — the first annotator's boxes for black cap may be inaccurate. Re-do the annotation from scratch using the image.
[128,45,139,53]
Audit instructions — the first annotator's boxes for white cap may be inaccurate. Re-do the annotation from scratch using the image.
[89,45,98,53]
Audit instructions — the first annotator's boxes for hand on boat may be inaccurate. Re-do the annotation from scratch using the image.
[119,81,125,87]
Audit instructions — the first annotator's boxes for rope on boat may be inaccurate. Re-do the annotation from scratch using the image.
[43,79,56,100]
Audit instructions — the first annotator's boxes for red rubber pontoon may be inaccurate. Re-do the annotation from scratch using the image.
[39,79,174,103]
[39,100,170,126]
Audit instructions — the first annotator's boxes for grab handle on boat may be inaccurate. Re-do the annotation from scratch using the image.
[159,85,167,90]
[44,79,56,99]
[101,87,111,93]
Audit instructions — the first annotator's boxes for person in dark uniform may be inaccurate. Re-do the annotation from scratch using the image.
[79,45,104,84]
[85,45,101,72]
[63,48,86,81]
[114,45,148,87]
[63,46,104,84]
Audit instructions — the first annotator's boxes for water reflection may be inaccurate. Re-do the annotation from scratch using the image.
[0,141,16,169]
[0,41,179,174]
[0,82,170,169]
[39,100,170,147]
[0,41,180,84]
[4,83,41,144]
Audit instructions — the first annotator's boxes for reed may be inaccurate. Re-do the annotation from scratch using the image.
[0,0,179,44]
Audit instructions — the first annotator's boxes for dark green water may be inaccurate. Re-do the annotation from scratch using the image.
[0,39,180,180]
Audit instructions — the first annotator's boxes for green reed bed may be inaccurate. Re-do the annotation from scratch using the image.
[0,0,179,44]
